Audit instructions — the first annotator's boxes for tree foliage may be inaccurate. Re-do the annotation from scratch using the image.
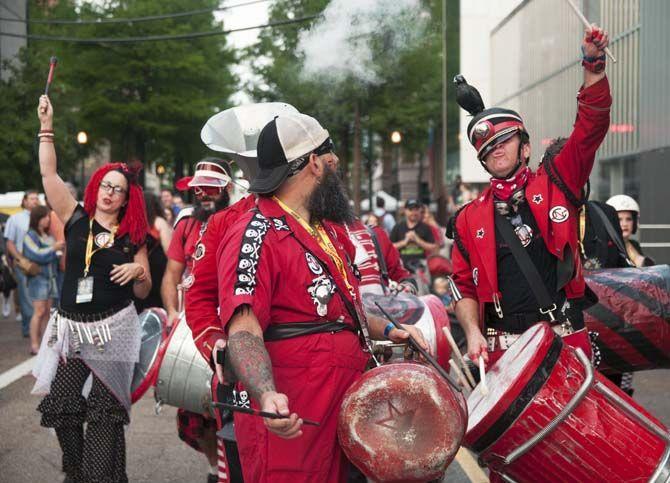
[0,0,237,192]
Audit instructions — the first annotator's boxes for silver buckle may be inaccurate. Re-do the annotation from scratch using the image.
[539,303,557,322]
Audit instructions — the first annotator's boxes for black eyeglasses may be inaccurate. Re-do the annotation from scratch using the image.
[99,181,127,196]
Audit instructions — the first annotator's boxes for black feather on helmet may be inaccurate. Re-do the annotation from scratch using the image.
[454,75,529,162]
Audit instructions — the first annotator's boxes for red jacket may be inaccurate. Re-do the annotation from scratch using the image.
[184,195,257,365]
[216,196,368,483]
[452,77,611,321]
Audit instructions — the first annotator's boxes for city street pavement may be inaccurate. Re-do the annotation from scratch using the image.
[1,310,668,483]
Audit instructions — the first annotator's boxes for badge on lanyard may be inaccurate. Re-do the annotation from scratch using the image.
[76,276,94,304]
[78,218,118,304]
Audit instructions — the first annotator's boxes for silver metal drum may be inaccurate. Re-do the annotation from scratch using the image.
[154,315,215,416]
[131,308,167,403]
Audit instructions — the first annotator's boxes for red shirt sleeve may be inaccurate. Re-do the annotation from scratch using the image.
[374,226,411,283]
[166,218,188,263]
[218,213,275,332]
[186,213,226,364]
[550,76,611,199]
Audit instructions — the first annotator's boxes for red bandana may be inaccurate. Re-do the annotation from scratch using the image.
[490,167,530,201]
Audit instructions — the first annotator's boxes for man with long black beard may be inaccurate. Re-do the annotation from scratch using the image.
[161,158,233,483]
[215,113,427,483]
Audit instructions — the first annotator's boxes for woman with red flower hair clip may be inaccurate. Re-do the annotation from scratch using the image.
[32,94,151,483]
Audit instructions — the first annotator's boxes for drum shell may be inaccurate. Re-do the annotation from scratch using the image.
[131,308,167,403]
[154,316,215,416]
[338,362,467,483]
[465,326,669,482]
[584,266,670,374]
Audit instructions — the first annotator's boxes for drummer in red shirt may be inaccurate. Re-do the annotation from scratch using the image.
[449,26,611,366]
[215,113,427,483]
[161,158,233,483]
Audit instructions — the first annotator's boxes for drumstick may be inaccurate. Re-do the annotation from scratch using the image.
[44,56,58,95]
[374,302,462,393]
[449,359,472,390]
[478,356,489,396]
[442,327,477,389]
[564,0,616,63]
[211,402,320,426]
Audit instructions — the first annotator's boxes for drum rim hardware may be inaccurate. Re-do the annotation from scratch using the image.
[480,345,670,481]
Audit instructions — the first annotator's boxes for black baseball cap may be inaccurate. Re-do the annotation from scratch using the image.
[248,113,331,194]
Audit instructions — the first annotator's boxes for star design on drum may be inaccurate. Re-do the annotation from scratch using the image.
[375,400,416,434]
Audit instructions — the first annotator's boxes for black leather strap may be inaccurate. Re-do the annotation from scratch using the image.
[494,212,555,312]
[588,202,634,267]
[264,321,356,341]
[366,226,389,283]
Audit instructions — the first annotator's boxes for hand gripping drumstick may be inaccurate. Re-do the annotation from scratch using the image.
[442,327,477,389]
[478,356,489,396]
[44,56,58,95]
[565,0,616,63]
[374,302,462,393]
[211,401,320,426]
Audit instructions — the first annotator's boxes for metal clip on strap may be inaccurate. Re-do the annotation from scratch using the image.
[539,303,557,322]
[493,293,504,319]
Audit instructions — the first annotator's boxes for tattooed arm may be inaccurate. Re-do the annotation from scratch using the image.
[227,305,303,439]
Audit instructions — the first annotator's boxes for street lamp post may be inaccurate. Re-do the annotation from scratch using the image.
[391,131,402,199]
[77,131,88,189]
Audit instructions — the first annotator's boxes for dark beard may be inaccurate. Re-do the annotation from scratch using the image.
[308,166,354,224]
[193,190,230,222]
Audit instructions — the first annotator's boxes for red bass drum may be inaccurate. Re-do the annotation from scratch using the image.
[584,266,670,374]
[338,362,467,482]
[464,323,670,482]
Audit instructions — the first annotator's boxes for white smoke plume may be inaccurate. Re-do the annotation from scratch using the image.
[297,0,427,85]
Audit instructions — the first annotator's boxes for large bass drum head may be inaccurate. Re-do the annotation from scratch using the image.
[338,362,466,482]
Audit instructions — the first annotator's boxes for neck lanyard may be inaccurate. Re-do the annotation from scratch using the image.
[272,196,354,294]
[84,218,118,277]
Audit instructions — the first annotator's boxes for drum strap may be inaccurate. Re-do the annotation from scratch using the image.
[588,202,635,267]
[366,226,389,284]
[263,321,356,342]
[494,213,561,321]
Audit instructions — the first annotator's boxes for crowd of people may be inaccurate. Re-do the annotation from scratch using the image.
[3,23,660,483]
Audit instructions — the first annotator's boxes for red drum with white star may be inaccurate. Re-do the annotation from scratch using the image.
[338,362,467,482]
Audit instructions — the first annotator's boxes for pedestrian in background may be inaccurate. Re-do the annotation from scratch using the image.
[374,195,396,233]
[161,189,181,217]
[4,190,40,336]
[134,193,171,312]
[23,205,63,354]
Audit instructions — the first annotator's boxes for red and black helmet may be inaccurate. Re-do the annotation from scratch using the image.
[455,75,528,162]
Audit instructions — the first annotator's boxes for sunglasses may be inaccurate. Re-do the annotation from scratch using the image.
[313,138,335,157]
[194,186,223,197]
[99,181,127,196]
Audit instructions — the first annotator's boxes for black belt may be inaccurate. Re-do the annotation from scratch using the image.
[57,300,133,323]
[263,322,356,342]
[487,305,584,334]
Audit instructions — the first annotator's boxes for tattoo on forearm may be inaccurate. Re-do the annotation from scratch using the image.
[228,330,275,401]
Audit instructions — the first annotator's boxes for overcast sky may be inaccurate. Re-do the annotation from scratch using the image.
[216,1,269,103]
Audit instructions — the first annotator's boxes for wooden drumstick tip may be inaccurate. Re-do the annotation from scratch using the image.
[478,356,489,396]
[442,327,477,388]
[449,359,472,390]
